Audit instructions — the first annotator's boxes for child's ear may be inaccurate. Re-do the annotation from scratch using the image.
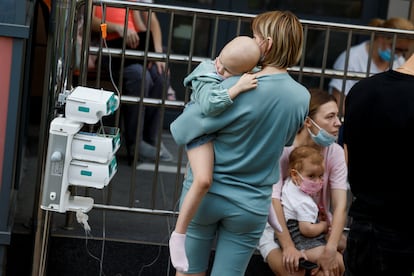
[290,169,297,178]
[290,169,300,185]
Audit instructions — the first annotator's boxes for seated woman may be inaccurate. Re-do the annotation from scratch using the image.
[258,88,348,276]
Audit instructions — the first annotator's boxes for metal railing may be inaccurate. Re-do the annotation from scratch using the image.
[37,0,414,260]
[65,0,414,238]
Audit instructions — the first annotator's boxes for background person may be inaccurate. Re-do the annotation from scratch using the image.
[329,17,414,146]
[342,53,414,276]
[258,88,347,276]
[170,10,310,276]
[92,4,173,163]
[169,35,261,272]
[329,17,414,112]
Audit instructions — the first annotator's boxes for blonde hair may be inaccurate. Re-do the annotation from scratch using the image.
[368,18,385,28]
[288,145,324,173]
[252,10,304,68]
[382,17,414,31]
[370,17,414,39]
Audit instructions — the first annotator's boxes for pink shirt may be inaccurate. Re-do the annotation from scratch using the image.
[272,143,348,223]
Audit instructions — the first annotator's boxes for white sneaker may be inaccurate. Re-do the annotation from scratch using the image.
[139,141,173,162]
[167,86,176,101]
[160,142,173,162]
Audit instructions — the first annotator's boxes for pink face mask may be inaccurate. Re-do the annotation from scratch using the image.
[295,171,323,197]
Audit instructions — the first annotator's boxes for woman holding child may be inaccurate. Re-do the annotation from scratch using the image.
[170,10,309,276]
[258,89,348,276]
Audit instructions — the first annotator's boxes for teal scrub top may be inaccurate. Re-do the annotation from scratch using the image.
[171,72,310,215]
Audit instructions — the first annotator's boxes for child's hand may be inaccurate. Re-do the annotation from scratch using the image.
[236,73,258,92]
[318,207,328,222]
[318,212,327,222]
[227,73,258,99]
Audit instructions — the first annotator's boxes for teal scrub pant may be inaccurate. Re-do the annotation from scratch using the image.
[179,187,268,276]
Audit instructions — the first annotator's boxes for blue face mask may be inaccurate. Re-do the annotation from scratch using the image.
[307,118,337,147]
[378,48,393,62]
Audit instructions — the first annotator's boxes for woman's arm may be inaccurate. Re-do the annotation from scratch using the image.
[139,10,166,74]
[139,9,163,52]
[317,188,347,276]
[325,189,347,250]
[324,145,348,252]
[147,12,163,53]
[344,143,348,164]
[273,198,305,274]
[132,10,147,33]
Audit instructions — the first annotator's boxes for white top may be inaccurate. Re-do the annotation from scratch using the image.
[281,178,319,223]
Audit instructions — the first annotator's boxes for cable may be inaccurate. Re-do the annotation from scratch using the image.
[99,2,121,101]
[136,179,181,275]
[79,214,107,276]
[137,196,177,275]
[96,5,173,275]
[69,4,117,275]
[103,38,121,100]
[163,196,182,275]
[99,205,106,276]
[137,243,163,276]
[98,116,106,137]
[165,198,181,275]
[76,190,107,276]
[93,10,112,274]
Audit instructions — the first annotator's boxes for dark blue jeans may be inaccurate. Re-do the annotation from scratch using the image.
[122,63,167,147]
[344,219,414,276]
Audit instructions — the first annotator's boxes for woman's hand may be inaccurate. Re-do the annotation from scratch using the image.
[312,246,342,276]
[152,61,167,75]
[115,25,140,49]
[282,245,306,274]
